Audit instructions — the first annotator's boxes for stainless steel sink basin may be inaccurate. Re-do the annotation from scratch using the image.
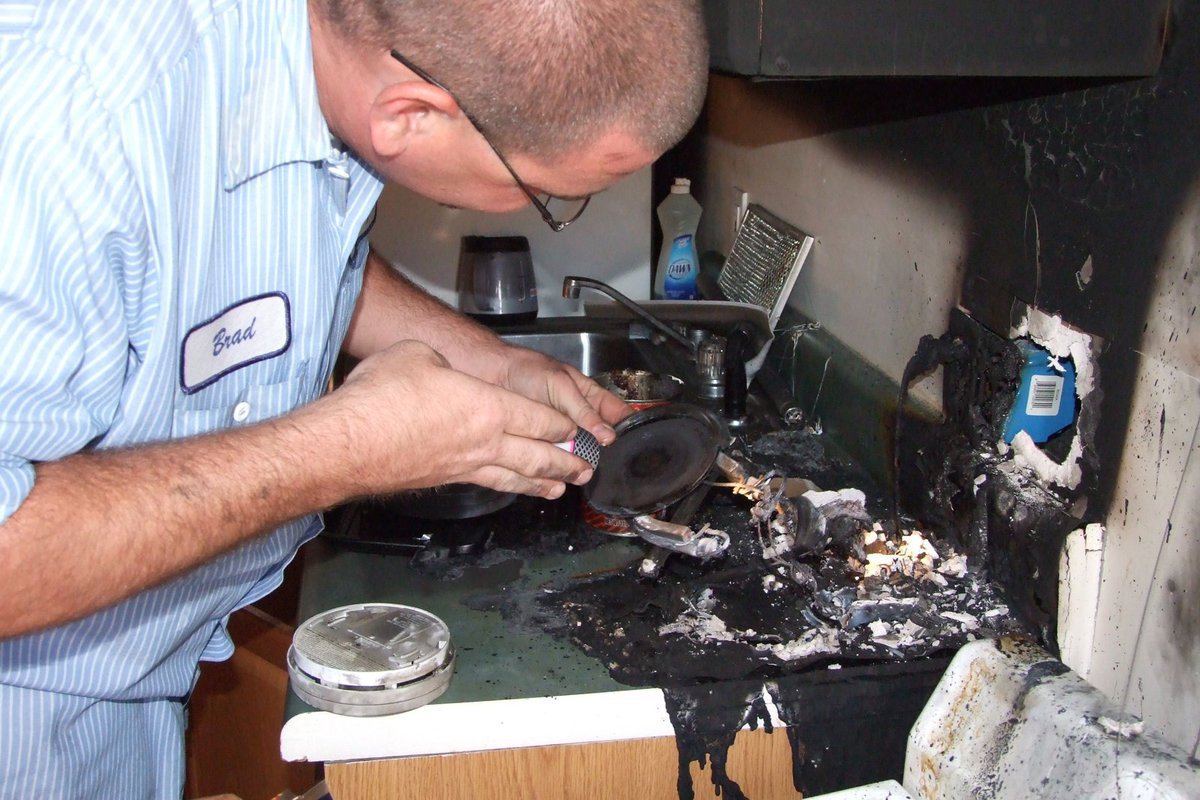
[498,318,691,380]
[501,330,649,376]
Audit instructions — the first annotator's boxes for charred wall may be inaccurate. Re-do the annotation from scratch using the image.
[688,0,1200,657]
[897,3,1200,647]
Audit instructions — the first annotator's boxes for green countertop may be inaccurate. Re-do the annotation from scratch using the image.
[284,505,649,721]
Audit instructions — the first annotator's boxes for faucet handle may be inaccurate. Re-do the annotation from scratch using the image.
[723,323,756,423]
[697,336,727,400]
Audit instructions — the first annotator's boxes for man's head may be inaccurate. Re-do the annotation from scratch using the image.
[308,0,708,217]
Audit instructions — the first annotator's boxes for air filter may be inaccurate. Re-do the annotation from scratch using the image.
[718,204,814,329]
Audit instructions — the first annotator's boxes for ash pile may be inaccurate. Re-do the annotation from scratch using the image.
[540,430,1026,686]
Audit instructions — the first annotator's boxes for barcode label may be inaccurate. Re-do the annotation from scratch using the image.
[1026,374,1064,417]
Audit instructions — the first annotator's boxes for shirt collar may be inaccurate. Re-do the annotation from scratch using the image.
[222,1,332,190]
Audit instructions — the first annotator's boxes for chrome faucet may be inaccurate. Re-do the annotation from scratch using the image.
[562,276,696,357]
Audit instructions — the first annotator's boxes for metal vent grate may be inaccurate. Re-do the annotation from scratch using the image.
[718,204,814,329]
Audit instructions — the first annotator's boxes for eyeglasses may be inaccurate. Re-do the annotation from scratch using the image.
[390,50,591,232]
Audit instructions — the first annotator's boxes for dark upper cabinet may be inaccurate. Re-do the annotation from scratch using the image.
[704,1,1170,78]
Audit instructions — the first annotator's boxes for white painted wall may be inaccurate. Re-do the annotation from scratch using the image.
[368,167,653,318]
[1081,178,1200,754]
[693,76,967,411]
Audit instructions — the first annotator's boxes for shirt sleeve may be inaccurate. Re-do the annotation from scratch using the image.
[0,51,140,523]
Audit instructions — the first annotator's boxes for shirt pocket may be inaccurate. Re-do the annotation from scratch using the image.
[171,369,309,440]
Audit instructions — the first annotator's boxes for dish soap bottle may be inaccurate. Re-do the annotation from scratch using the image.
[653,178,702,300]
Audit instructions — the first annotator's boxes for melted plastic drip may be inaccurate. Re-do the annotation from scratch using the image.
[662,685,773,800]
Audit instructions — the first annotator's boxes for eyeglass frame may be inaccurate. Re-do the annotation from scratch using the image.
[389,50,591,233]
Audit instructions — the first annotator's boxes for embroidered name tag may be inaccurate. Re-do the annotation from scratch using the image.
[181,293,291,393]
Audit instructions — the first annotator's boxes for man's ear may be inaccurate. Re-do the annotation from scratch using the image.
[368,80,461,159]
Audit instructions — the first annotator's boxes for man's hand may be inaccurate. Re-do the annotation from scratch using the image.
[0,339,603,637]
[340,252,632,489]
[326,340,596,499]
[496,344,633,446]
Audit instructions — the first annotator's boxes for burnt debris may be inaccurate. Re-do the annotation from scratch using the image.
[437,423,1026,797]
[353,349,1050,797]
[897,308,1086,653]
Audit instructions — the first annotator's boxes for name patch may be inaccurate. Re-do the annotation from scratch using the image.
[181,293,291,393]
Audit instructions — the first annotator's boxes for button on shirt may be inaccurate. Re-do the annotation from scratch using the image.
[0,0,383,795]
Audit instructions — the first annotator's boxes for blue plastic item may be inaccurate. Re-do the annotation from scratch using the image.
[1002,339,1077,444]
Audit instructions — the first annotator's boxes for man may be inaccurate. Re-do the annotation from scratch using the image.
[0,0,707,795]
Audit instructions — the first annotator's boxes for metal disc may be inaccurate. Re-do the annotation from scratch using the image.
[287,645,455,717]
[584,403,724,517]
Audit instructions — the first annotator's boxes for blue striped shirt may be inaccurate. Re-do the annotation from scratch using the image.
[0,0,382,795]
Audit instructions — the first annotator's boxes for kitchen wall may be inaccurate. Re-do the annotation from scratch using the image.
[692,79,975,412]
[370,168,653,318]
[690,2,1200,755]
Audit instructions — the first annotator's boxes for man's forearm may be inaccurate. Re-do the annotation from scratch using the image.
[0,395,362,638]
[0,332,593,639]
[343,250,510,382]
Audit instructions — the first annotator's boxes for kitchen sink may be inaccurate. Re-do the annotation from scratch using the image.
[502,331,647,376]
[499,319,690,380]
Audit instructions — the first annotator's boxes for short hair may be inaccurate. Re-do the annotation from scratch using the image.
[313,0,709,159]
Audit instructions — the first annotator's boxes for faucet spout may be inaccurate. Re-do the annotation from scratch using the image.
[562,276,696,357]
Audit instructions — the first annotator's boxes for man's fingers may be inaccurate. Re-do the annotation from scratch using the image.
[528,364,629,446]
[465,465,567,500]
[571,373,634,438]
[489,384,580,445]
[545,372,615,444]
[500,349,626,444]
[490,433,594,486]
